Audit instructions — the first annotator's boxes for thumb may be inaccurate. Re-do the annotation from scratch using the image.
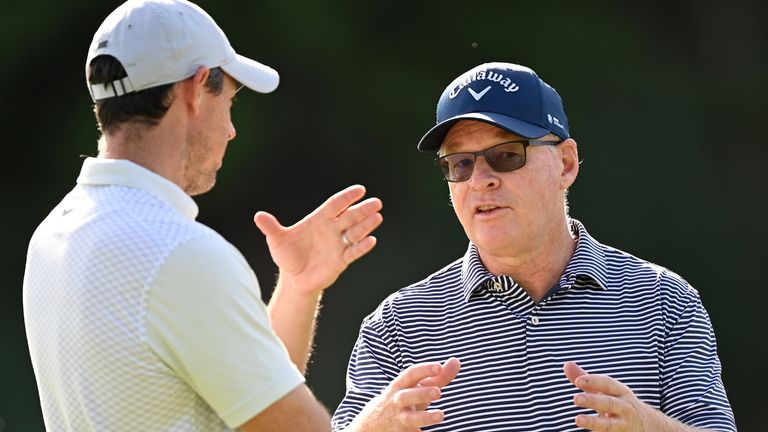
[563,361,587,385]
[420,357,461,388]
[253,211,286,238]
[414,357,461,412]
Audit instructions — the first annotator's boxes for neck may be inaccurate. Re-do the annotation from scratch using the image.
[98,114,188,190]
[479,219,577,303]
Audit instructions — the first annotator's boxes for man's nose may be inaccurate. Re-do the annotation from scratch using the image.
[228,121,236,141]
[468,156,499,190]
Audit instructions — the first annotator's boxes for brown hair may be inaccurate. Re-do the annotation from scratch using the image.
[88,55,225,135]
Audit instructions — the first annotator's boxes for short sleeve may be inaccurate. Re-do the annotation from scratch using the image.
[147,234,305,428]
[659,277,736,431]
[332,310,401,431]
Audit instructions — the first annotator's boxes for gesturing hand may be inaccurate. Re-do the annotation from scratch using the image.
[348,358,461,432]
[564,361,688,432]
[254,185,383,297]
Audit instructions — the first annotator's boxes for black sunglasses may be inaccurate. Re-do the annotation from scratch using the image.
[436,139,562,182]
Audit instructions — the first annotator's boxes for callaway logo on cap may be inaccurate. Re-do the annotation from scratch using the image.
[417,62,570,152]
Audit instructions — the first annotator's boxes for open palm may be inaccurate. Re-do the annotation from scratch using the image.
[254,185,383,296]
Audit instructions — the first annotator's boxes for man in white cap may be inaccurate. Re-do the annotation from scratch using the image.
[23,0,385,430]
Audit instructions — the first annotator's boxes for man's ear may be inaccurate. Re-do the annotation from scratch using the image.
[177,66,210,115]
[558,138,579,190]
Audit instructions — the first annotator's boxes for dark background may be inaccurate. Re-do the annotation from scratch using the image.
[2,1,765,430]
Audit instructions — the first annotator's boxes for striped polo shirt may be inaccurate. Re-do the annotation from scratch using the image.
[332,219,735,431]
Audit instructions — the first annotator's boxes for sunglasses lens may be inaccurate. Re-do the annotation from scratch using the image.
[486,142,526,172]
[437,141,530,181]
[440,154,475,182]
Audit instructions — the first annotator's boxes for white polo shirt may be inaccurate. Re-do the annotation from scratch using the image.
[23,158,304,431]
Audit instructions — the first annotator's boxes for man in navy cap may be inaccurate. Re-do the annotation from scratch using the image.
[332,63,736,431]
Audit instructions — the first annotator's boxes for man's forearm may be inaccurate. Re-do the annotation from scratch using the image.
[266,273,322,374]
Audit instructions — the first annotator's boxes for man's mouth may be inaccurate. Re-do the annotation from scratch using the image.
[475,205,510,215]
[477,205,499,213]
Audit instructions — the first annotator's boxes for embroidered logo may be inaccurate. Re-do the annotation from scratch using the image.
[548,113,564,130]
[448,69,520,99]
[467,86,491,101]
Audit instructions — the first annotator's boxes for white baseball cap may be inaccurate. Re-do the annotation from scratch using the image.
[85,0,279,101]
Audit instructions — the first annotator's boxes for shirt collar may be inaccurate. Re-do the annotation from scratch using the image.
[460,243,494,301]
[460,218,609,302]
[76,157,199,220]
[561,219,610,291]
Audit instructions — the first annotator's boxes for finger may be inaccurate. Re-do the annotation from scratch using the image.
[419,357,461,388]
[342,212,384,244]
[342,236,377,263]
[253,211,286,238]
[574,373,631,397]
[319,185,367,219]
[337,197,383,227]
[574,392,626,417]
[398,409,445,428]
[563,361,588,385]
[392,386,441,408]
[575,413,625,431]
[415,358,460,411]
[390,362,443,391]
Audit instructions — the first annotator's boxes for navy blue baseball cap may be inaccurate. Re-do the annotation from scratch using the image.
[417,62,570,152]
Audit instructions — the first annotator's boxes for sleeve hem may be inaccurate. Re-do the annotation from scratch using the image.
[221,372,306,428]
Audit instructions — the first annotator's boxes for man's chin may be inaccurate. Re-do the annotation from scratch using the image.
[185,176,216,196]
[471,230,518,251]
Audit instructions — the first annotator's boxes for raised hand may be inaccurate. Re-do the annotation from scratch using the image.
[347,358,461,432]
[564,361,695,432]
[254,184,383,297]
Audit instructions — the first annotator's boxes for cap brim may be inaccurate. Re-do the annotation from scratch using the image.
[221,53,280,94]
[417,112,552,152]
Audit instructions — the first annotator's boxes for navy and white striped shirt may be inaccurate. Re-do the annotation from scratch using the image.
[332,220,735,431]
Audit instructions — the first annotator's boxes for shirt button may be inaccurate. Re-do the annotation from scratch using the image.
[493,282,502,291]
[531,316,540,325]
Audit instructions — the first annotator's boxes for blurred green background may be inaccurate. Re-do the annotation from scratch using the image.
[2,0,765,430]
